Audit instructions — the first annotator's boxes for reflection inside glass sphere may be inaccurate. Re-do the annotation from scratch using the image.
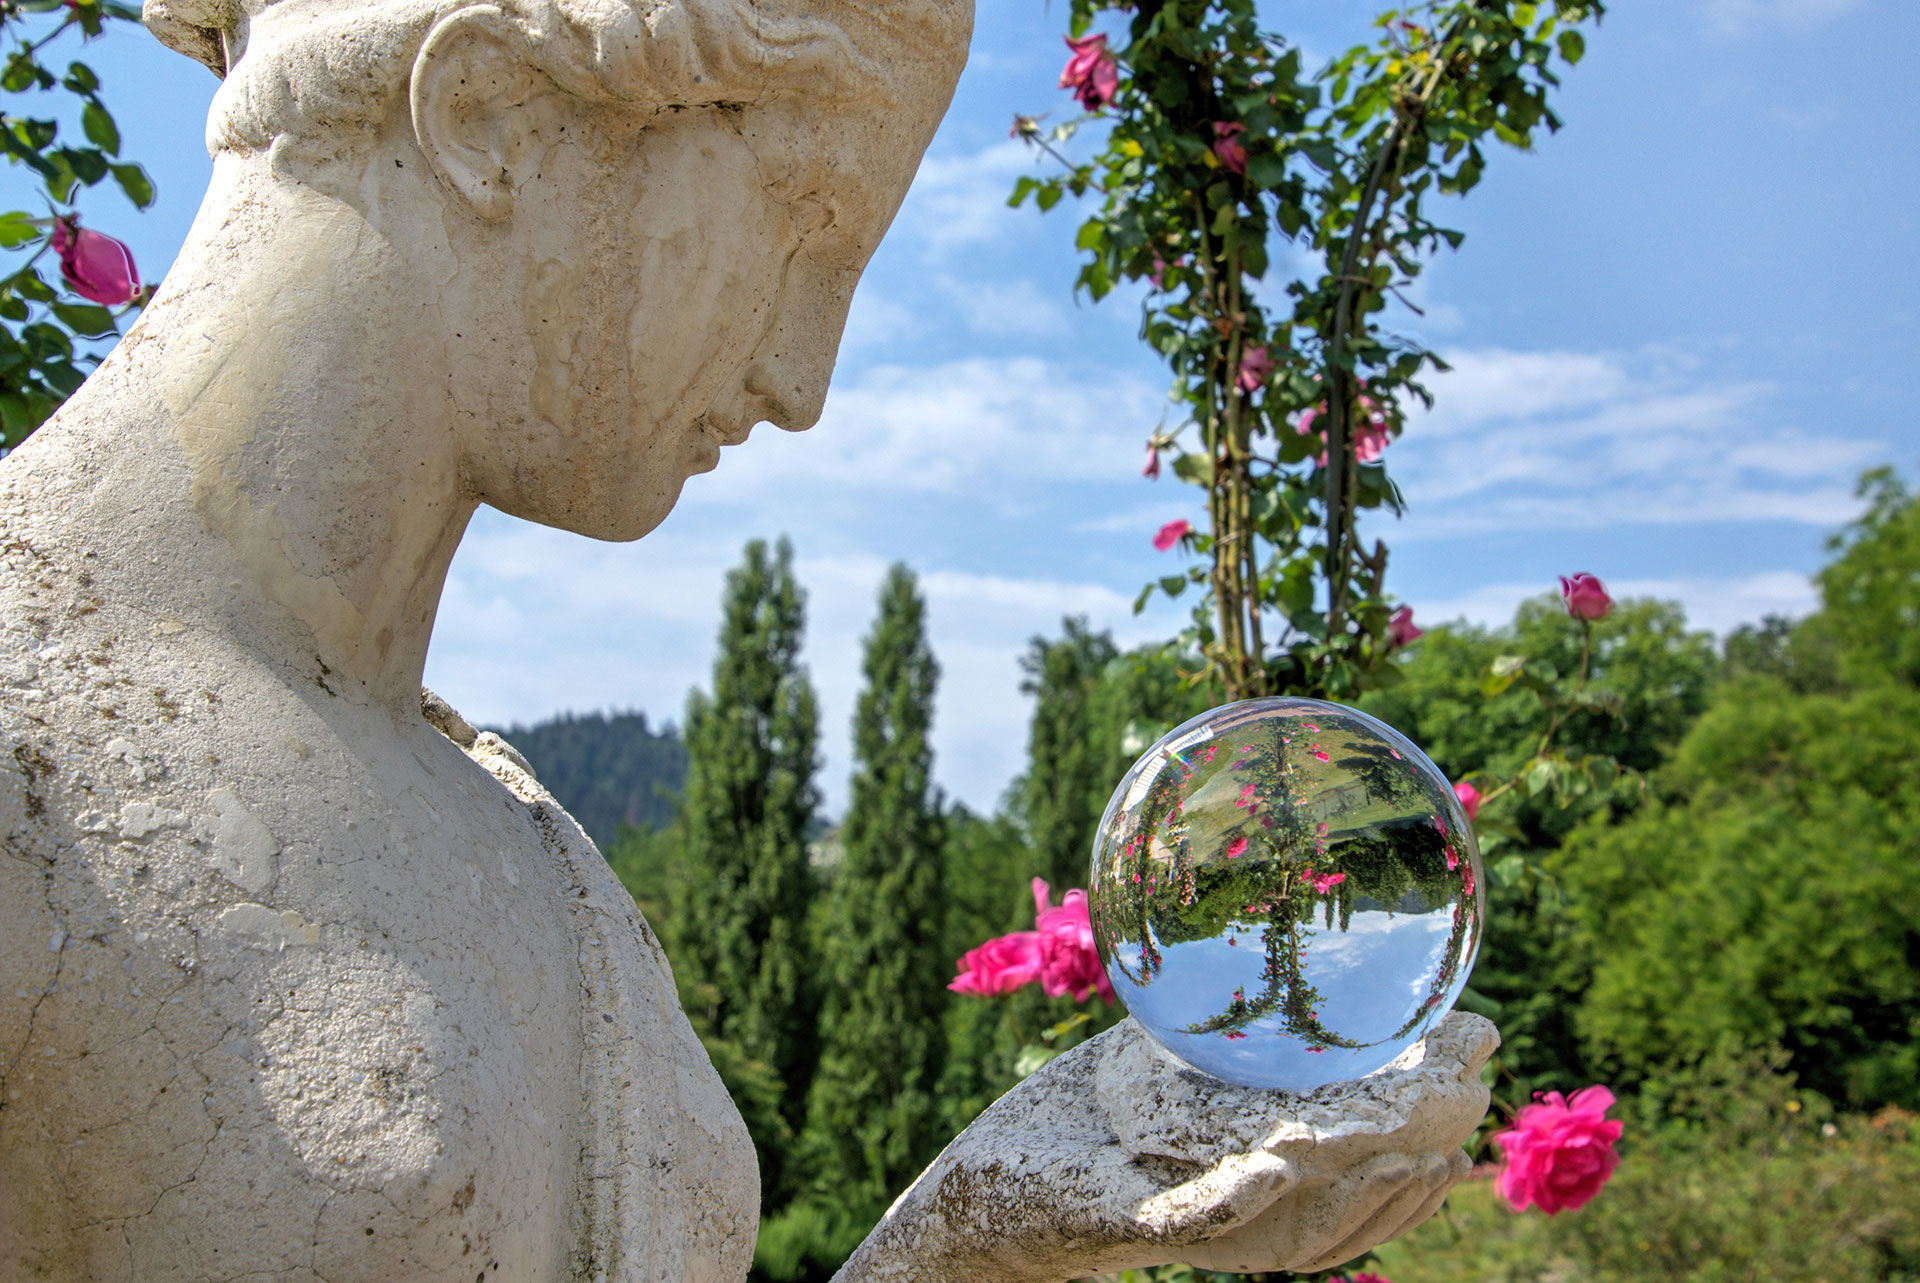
[1089,697,1482,1091]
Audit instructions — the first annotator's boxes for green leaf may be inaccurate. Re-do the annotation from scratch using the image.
[1042,1011,1092,1042]
[0,212,41,249]
[1481,654,1524,695]
[1557,30,1585,65]
[62,61,99,94]
[1014,1044,1063,1079]
[52,302,116,336]
[109,163,154,209]
[1158,575,1187,598]
[1170,452,1213,485]
[81,101,119,154]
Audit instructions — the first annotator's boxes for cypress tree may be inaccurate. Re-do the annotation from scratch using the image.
[1014,617,1119,895]
[801,564,946,1206]
[665,537,821,1200]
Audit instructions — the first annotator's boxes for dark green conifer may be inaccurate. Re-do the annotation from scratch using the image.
[801,564,947,1206]
[664,537,820,1201]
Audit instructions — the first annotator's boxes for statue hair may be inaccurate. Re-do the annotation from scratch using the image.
[144,0,961,157]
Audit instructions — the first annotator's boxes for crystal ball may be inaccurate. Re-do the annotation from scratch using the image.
[1089,697,1483,1091]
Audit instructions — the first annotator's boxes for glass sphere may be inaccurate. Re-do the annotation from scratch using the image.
[1089,697,1482,1091]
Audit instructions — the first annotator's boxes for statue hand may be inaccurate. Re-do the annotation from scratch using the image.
[836,1012,1496,1282]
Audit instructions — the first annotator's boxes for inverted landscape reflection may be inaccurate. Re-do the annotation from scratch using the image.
[1089,697,1483,1091]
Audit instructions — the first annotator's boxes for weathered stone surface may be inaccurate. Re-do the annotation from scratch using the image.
[835,1013,1498,1281]
[0,0,969,1273]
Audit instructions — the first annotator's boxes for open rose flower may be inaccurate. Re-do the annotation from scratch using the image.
[1032,878,1114,1002]
[1387,605,1423,648]
[948,930,1042,996]
[1059,33,1119,111]
[1210,121,1247,174]
[51,218,140,307]
[1559,572,1613,621]
[1491,1085,1624,1215]
[1454,780,1482,822]
[1152,518,1192,551]
[1236,344,1273,393]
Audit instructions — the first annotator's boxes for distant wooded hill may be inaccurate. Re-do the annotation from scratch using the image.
[488,710,686,849]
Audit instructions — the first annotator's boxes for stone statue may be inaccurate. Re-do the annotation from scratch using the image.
[0,0,1496,1273]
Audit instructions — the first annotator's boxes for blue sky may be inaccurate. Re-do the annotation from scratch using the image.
[21,0,1917,814]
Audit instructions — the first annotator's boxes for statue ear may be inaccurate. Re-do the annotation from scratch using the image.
[411,6,539,221]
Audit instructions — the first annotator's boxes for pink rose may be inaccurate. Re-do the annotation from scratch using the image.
[1296,386,1391,464]
[1152,518,1192,551]
[948,930,1042,996]
[1387,605,1423,648]
[1032,878,1114,1003]
[1236,344,1273,393]
[1559,572,1613,621]
[1059,33,1119,111]
[51,218,139,307]
[1142,443,1161,480]
[1309,870,1346,893]
[1491,1085,1624,1215]
[1454,780,1482,822]
[1211,121,1247,174]
[1224,836,1247,859]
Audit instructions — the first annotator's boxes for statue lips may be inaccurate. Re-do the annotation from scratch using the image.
[697,409,755,448]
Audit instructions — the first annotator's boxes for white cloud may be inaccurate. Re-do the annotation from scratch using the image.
[1383,347,1880,540]
[1704,0,1860,37]
[426,514,1183,814]
[896,139,1040,254]
[699,355,1164,502]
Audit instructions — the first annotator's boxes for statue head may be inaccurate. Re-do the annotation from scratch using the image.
[142,0,971,540]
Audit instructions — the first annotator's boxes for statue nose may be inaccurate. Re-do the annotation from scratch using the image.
[744,361,827,433]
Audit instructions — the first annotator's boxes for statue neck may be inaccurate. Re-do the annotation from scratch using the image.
[4,161,475,716]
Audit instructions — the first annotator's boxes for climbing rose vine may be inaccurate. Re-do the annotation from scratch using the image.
[1014,0,1603,702]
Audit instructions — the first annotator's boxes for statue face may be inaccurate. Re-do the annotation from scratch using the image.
[456,93,930,543]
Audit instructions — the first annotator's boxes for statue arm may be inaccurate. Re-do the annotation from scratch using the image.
[832,1013,1498,1283]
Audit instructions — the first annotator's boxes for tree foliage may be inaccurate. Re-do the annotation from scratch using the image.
[664,538,822,1203]
[800,565,948,1206]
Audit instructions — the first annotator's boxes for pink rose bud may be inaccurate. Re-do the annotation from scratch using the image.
[1142,443,1161,480]
[1211,121,1248,174]
[1490,1085,1624,1215]
[1454,780,1482,822]
[1236,344,1273,393]
[1152,518,1192,551]
[51,217,140,307]
[1387,605,1423,648]
[1558,572,1613,621]
[1059,33,1119,111]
